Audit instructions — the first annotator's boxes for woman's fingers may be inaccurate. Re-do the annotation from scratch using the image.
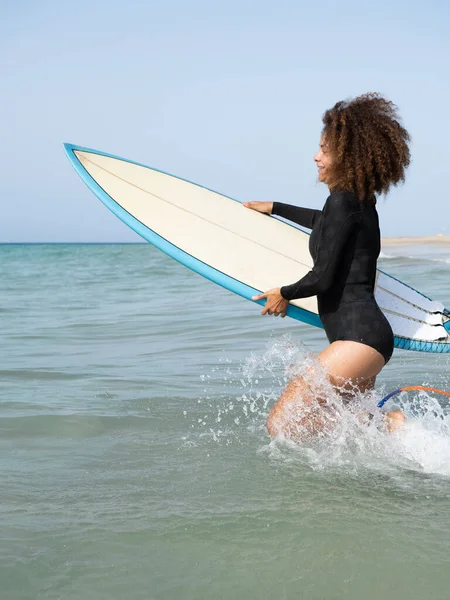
[253,289,288,317]
[261,304,270,316]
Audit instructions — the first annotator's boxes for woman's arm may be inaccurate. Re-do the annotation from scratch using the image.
[272,202,322,230]
[243,201,321,230]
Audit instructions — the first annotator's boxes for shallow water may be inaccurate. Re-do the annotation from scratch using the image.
[2,243,450,599]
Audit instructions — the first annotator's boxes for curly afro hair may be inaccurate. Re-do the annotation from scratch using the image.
[322,93,411,202]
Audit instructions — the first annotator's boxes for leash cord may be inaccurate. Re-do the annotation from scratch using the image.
[377,386,450,409]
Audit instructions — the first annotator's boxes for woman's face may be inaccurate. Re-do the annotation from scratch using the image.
[314,136,333,185]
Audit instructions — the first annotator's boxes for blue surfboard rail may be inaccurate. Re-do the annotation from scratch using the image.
[63,143,450,353]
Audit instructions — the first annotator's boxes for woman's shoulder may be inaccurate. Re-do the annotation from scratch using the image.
[325,190,361,212]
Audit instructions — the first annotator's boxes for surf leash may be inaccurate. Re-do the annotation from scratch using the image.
[377,386,450,409]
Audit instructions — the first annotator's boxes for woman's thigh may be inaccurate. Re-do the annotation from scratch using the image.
[266,341,385,438]
[317,340,386,391]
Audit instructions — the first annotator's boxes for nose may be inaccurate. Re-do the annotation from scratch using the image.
[314,151,320,163]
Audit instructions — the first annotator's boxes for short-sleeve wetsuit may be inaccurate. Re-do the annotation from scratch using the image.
[272,191,394,364]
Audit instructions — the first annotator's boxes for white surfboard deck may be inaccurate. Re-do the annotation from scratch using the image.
[64,144,450,353]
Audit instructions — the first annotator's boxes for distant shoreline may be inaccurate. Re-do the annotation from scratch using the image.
[381,235,450,247]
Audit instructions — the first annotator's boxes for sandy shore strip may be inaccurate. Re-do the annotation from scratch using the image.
[381,234,450,247]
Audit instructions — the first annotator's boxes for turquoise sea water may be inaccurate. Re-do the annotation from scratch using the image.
[2,243,450,600]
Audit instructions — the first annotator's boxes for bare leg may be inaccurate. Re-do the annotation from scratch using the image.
[267,341,386,441]
[357,375,376,394]
[316,342,385,391]
[346,374,406,432]
[385,409,406,433]
[266,375,338,440]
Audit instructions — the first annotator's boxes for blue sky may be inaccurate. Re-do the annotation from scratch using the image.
[2,0,449,241]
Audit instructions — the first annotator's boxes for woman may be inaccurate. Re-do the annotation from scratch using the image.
[244,93,409,440]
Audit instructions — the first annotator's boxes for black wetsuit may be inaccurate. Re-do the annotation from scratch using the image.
[272,191,394,364]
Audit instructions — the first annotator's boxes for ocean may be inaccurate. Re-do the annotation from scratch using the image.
[2,242,450,600]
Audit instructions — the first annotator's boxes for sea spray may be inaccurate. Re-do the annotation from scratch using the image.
[185,336,450,479]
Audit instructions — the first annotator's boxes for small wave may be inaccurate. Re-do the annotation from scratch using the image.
[431,257,450,264]
[0,368,87,381]
[379,251,450,264]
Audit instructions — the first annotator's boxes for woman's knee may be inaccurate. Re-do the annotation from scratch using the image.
[266,374,333,440]
[266,379,300,437]
[385,409,406,433]
[266,411,280,437]
[266,377,308,437]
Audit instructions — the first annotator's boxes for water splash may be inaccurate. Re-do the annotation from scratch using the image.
[184,336,450,478]
[266,384,450,479]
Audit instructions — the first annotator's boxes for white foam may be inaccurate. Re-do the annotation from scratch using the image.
[189,337,450,479]
[265,385,450,479]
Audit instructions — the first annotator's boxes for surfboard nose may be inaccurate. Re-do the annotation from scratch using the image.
[63,143,99,158]
[63,142,78,155]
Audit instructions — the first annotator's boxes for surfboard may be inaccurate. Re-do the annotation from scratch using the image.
[64,144,450,353]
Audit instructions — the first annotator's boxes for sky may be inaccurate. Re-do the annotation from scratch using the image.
[2,0,450,241]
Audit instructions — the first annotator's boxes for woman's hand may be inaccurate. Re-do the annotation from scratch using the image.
[252,288,289,318]
[243,201,273,214]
